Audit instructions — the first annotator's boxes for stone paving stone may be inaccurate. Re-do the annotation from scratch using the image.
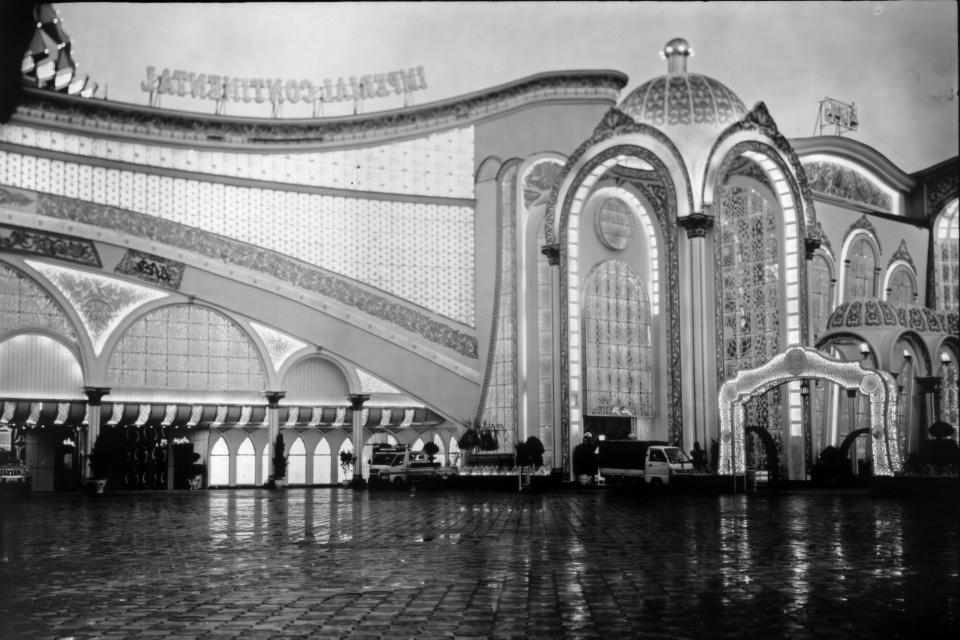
[1,488,959,639]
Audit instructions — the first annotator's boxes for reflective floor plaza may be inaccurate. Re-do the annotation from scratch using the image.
[1,488,958,639]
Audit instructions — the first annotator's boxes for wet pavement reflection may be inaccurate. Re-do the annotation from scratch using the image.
[1,488,957,639]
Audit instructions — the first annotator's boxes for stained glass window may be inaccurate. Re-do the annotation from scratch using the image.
[886,266,916,307]
[942,358,958,442]
[481,166,517,450]
[934,199,959,311]
[844,236,877,300]
[717,184,783,445]
[583,260,652,418]
[809,253,833,341]
[537,222,553,452]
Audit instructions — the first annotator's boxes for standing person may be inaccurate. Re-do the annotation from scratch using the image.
[690,441,707,472]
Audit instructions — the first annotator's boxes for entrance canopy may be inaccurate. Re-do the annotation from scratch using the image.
[718,346,901,476]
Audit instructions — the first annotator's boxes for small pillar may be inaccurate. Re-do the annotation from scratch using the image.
[82,386,110,483]
[348,394,370,486]
[264,391,285,483]
[541,243,563,478]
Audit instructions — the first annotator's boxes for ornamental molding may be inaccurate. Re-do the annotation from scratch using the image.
[522,160,564,208]
[250,322,308,374]
[887,239,916,275]
[0,186,35,208]
[25,259,168,355]
[927,170,958,216]
[114,249,185,290]
[802,160,893,213]
[544,107,695,245]
[842,215,882,255]
[707,101,817,232]
[13,71,626,151]
[34,192,479,360]
[0,223,101,267]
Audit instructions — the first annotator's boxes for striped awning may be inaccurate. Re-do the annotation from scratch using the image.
[0,400,443,428]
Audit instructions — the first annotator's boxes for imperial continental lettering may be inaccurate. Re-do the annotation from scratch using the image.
[141,66,428,104]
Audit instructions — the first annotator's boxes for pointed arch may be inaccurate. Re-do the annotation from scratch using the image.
[312,437,332,484]
[209,437,229,486]
[236,437,256,486]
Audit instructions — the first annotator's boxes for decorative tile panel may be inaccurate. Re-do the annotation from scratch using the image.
[0,148,475,324]
[0,262,78,341]
[250,321,307,374]
[357,370,401,394]
[114,249,185,290]
[1,124,477,199]
[0,223,100,267]
[803,160,892,212]
[106,304,266,392]
[25,259,167,355]
[33,192,478,358]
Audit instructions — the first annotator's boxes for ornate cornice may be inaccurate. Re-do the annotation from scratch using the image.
[13,70,626,151]
[707,101,817,229]
[842,214,882,255]
[888,238,916,274]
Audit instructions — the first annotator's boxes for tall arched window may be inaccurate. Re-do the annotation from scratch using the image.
[844,236,877,300]
[934,199,959,311]
[886,266,917,307]
[941,354,959,441]
[312,438,331,484]
[209,437,229,486]
[809,252,833,341]
[717,184,783,453]
[288,437,307,485]
[582,260,652,421]
[236,437,256,486]
[337,438,353,484]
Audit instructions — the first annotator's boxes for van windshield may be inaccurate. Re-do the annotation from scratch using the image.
[664,448,690,464]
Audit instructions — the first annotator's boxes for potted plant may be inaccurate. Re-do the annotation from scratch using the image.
[422,441,440,465]
[271,433,288,488]
[515,436,545,491]
[88,435,110,494]
[339,450,356,486]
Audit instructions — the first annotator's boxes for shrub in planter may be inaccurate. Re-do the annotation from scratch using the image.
[516,436,545,469]
[272,433,288,482]
[422,441,440,463]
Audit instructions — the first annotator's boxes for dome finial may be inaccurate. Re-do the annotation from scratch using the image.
[662,37,693,73]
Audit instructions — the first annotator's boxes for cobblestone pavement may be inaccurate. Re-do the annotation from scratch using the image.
[1,487,957,640]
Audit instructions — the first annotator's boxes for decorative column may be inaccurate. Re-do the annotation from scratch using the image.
[802,235,822,478]
[82,386,110,483]
[348,393,370,487]
[264,391,285,483]
[541,243,564,478]
[678,213,714,459]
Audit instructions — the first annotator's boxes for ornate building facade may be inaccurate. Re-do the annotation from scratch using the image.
[1,20,956,490]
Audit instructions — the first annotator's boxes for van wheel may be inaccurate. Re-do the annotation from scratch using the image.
[393,476,405,488]
[649,477,664,489]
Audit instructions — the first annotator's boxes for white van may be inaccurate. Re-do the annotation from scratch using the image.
[597,439,694,486]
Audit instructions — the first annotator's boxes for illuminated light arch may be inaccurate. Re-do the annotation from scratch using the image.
[555,141,684,469]
[718,346,900,476]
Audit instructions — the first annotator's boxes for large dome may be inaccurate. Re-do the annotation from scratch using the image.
[619,38,748,131]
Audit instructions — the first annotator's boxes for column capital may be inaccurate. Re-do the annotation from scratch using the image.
[678,213,714,239]
[83,386,110,406]
[805,236,823,260]
[540,243,561,266]
[264,391,286,408]
[348,393,371,410]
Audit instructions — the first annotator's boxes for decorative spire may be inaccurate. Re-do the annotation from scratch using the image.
[662,38,693,73]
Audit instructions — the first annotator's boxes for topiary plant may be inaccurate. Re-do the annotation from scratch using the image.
[422,441,440,463]
[272,433,287,481]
